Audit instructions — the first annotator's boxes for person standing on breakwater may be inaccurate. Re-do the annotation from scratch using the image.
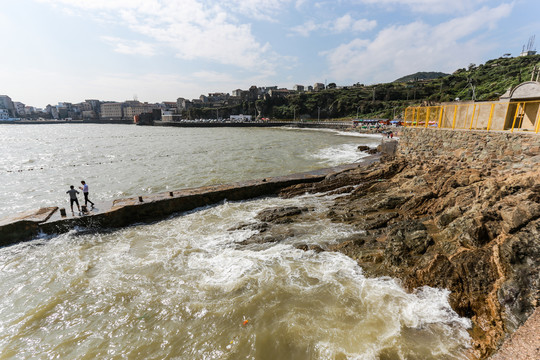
[67,185,81,214]
[79,180,95,208]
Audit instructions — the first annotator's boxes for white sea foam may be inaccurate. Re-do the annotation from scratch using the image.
[311,143,371,165]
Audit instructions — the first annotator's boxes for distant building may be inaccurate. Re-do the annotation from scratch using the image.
[0,95,16,117]
[191,99,204,108]
[177,97,192,111]
[101,102,124,120]
[0,109,10,120]
[248,86,259,101]
[268,89,293,98]
[293,85,305,92]
[13,102,25,116]
[520,35,537,57]
[232,89,244,97]
[46,105,59,119]
[230,114,252,121]
[24,106,36,115]
[161,102,177,113]
[313,83,325,91]
[123,101,156,119]
[161,110,182,122]
[520,49,537,57]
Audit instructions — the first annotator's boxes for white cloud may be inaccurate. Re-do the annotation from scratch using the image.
[102,36,156,56]
[352,0,493,14]
[333,14,377,33]
[290,20,320,37]
[290,14,376,37]
[219,0,294,21]
[323,3,513,83]
[36,0,282,73]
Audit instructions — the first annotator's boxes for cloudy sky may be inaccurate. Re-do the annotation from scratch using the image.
[1,0,539,107]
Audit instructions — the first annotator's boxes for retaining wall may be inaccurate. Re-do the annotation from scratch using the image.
[398,128,540,167]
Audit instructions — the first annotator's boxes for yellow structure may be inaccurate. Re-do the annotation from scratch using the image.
[404,81,540,133]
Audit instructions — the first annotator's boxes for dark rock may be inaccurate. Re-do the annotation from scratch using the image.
[498,219,540,332]
[295,244,325,253]
[384,221,434,266]
[352,212,399,230]
[357,145,370,152]
[499,202,540,234]
[373,194,413,210]
[437,206,463,227]
[228,222,269,232]
[255,206,310,223]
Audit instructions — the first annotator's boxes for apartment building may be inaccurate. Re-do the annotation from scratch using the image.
[101,102,123,120]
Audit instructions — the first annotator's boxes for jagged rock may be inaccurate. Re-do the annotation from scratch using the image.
[499,202,540,233]
[357,145,370,152]
[255,206,310,223]
[228,222,269,232]
[384,221,434,266]
[351,212,399,230]
[437,206,463,227]
[498,219,540,332]
[295,244,325,253]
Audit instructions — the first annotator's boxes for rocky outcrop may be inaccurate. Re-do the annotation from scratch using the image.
[274,131,540,359]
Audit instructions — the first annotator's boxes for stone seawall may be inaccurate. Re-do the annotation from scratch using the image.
[398,128,540,167]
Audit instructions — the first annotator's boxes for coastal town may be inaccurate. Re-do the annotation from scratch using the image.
[0,83,331,123]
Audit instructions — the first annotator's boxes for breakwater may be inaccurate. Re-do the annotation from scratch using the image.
[0,158,378,247]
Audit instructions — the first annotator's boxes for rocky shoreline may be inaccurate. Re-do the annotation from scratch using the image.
[235,130,539,359]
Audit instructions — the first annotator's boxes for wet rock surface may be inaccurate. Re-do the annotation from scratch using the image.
[276,143,540,359]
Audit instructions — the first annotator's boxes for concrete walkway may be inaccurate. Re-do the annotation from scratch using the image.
[490,307,540,360]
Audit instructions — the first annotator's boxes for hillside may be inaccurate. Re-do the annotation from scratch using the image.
[182,55,540,120]
[394,71,449,83]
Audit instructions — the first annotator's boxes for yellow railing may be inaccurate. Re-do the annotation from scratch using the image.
[404,100,540,133]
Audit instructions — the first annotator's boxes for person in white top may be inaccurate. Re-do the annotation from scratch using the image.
[79,180,95,207]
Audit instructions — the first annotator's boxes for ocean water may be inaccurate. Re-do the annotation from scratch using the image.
[0,124,379,218]
[0,124,471,359]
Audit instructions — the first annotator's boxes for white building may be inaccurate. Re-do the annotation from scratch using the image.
[0,109,9,120]
[230,114,252,121]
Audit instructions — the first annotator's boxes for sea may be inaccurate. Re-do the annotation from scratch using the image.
[0,124,471,359]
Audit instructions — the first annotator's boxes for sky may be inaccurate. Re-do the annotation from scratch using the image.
[1,0,539,108]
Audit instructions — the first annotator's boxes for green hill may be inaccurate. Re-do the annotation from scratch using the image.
[182,55,540,120]
[394,72,449,83]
